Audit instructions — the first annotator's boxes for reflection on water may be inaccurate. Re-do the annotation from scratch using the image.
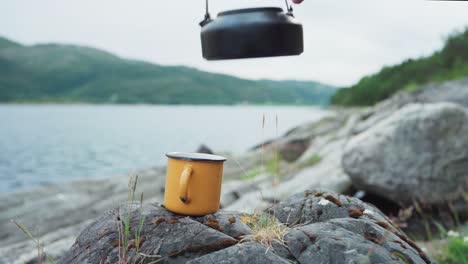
[0,104,329,192]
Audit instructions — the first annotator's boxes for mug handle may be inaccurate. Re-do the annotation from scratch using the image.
[179,166,193,204]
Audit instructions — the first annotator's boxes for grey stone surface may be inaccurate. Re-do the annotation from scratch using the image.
[349,78,468,137]
[278,138,311,162]
[223,191,271,213]
[285,219,428,264]
[0,167,167,264]
[261,137,351,202]
[269,190,434,264]
[193,211,252,239]
[58,191,434,264]
[242,114,355,206]
[351,92,415,135]
[58,204,239,264]
[187,242,291,264]
[415,78,468,108]
[343,103,468,204]
[220,174,271,208]
[267,191,393,228]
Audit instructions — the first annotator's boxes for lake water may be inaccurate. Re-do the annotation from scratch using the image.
[0,104,329,193]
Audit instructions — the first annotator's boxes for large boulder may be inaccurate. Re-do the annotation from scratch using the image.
[343,103,468,205]
[58,190,433,264]
[350,78,468,136]
[415,78,468,108]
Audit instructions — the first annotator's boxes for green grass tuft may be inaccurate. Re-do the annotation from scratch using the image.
[242,169,261,180]
[404,82,422,93]
[437,236,468,264]
[299,154,322,168]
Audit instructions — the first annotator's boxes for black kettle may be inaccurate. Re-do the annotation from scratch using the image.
[199,0,303,60]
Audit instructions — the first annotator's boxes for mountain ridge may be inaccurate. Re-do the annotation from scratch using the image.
[0,36,337,105]
[331,28,468,106]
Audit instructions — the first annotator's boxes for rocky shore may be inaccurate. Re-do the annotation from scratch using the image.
[59,190,435,264]
[1,78,467,263]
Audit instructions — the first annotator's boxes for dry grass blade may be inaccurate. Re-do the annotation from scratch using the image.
[11,220,54,263]
[262,113,266,170]
[139,253,163,264]
[274,114,279,184]
[240,213,289,249]
[116,174,147,264]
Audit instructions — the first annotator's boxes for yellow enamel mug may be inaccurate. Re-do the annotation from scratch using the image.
[164,152,226,216]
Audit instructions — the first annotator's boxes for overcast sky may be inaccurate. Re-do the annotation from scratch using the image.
[1,0,467,86]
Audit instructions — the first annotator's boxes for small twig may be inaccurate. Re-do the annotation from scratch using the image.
[139,252,162,264]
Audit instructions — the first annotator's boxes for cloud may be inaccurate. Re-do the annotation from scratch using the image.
[1,0,467,86]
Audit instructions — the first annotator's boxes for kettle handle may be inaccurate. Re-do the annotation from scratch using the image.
[284,0,295,16]
[199,0,212,27]
[200,0,294,27]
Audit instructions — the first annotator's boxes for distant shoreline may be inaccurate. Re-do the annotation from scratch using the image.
[0,102,329,107]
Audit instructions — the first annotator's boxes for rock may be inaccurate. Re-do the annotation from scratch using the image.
[267,190,394,227]
[0,167,168,264]
[285,219,429,264]
[220,174,271,208]
[268,114,347,162]
[351,92,415,135]
[187,242,291,264]
[278,138,310,162]
[283,115,345,139]
[349,78,468,137]
[0,220,93,264]
[58,204,240,264]
[196,144,213,154]
[249,139,275,151]
[58,191,434,264]
[225,113,355,212]
[193,211,252,239]
[0,155,270,263]
[268,191,434,264]
[415,78,468,108]
[261,137,351,202]
[221,114,354,212]
[223,191,271,213]
[343,103,468,205]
